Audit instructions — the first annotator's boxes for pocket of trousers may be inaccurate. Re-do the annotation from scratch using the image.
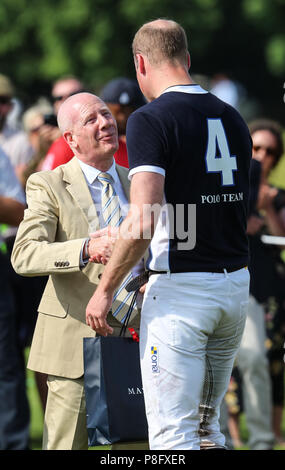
[232,300,248,347]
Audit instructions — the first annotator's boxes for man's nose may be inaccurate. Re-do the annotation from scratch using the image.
[98,113,111,128]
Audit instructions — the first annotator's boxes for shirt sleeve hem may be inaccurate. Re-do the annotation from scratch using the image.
[128,165,166,180]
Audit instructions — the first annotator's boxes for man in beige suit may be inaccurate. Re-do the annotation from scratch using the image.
[11,92,142,450]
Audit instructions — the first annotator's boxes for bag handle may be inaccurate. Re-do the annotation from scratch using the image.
[119,289,139,337]
[119,271,150,337]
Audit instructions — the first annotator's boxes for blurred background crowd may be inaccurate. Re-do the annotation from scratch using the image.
[0,0,285,451]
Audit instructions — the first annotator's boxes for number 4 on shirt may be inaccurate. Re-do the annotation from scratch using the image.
[205,118,237,186]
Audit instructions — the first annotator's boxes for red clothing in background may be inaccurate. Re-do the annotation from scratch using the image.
[114,138,129,168]
[40,136,74,171]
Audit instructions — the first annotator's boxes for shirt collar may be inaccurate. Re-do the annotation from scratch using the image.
[162,84,208,95]
[77,157,118,184]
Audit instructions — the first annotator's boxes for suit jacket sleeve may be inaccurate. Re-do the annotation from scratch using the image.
[11,172,85,276]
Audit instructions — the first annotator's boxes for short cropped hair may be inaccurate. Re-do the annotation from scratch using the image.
[249,118,284,164]
[132,19,188,66]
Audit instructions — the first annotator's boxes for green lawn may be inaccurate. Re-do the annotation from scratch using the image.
[26,355,285,451]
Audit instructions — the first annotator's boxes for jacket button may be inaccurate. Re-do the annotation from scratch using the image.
[54,262,58,267]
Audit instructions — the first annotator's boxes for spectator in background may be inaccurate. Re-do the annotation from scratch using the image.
[210,73,241,110]
[21,99,55,186]
[231,155,275,450]
[249,119,285,446]
[40,76,85,171]
[100,77,146,168]
[0,147,27,449]
[221,119,285,449]
[210,73,259,124]
[0,76,50,417]
[0,74,34,186]
[6,97,23,131]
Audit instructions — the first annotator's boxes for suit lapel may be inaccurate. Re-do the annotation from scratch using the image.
[116,164,130,201]
[63,157,100,231]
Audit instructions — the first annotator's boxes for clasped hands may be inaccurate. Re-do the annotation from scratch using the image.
[86,226,118,265]
[85,226,146,336]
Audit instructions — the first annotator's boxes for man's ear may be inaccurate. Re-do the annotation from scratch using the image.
[63,131,76,149]
[135,53,146,76]
[187,52,191,70]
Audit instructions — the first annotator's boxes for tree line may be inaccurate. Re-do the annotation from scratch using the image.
[0,0,284,123]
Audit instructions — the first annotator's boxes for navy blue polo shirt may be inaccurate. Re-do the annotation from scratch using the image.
[126,85,252,273]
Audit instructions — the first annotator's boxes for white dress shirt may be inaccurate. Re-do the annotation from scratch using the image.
[78,158,129,228]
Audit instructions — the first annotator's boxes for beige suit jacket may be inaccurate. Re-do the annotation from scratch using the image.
[11,157,140,379]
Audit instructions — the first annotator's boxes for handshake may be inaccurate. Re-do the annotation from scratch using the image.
[84,227,118,265]
[84,226,147,296]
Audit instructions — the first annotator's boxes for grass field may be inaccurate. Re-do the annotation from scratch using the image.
[26,362,285,451]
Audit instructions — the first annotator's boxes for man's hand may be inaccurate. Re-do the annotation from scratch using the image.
[86,227,118,264]
[86,287,114,336]
[88,227,118,264]
[87,237,114,264]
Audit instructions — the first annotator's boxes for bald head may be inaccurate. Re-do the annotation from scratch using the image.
[57,92,103,133]
[57,92,118,168]
[132,18,188,66]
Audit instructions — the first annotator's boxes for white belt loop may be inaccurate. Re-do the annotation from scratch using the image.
[223,268,229,278]
[166,270,171,279]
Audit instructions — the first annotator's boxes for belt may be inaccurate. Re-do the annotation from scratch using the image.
[148,266,247,275]
[125,266,247,292]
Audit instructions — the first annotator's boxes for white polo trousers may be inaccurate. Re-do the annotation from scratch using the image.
[139,268,250,450]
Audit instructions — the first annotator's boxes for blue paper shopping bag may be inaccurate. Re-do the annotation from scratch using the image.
[83,281,149,446]
[83,335,148,446]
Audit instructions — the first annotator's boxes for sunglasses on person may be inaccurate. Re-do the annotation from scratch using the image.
[0,96,11,105]
[253,145,277,157]
[51,90,84,103]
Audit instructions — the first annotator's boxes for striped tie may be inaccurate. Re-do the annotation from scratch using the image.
[98,172,135,323]
[98,172,124,228]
